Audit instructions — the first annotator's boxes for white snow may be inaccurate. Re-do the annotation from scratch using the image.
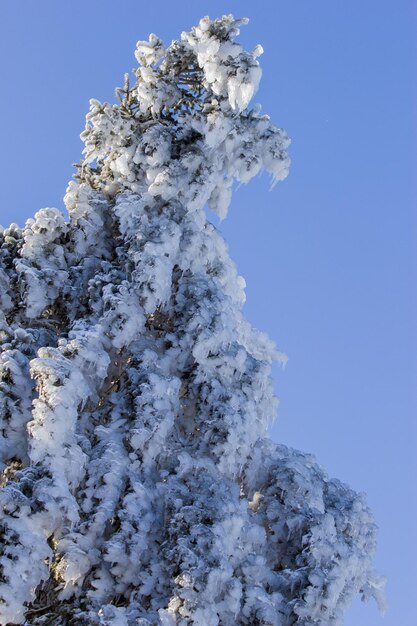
[0,14,383,626]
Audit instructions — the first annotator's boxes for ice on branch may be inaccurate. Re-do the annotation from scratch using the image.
[0,14,384,626]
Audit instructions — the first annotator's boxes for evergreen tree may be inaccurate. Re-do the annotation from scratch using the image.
[0,15,384,626]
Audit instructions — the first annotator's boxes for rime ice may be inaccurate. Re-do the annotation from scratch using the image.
[0,15,384,625]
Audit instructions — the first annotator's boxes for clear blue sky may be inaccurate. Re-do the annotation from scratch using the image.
[1,2,415,624]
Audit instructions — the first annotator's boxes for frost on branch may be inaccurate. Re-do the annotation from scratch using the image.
[0,15,383,626]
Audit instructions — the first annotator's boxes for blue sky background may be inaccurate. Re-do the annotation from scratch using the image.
[0,1,415,624]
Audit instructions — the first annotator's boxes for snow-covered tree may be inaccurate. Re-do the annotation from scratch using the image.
[0,15,384,626]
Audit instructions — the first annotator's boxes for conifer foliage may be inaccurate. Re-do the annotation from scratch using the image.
[0,15,384,626]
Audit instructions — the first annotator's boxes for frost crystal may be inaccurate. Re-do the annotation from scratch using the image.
[0,15,383,625]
